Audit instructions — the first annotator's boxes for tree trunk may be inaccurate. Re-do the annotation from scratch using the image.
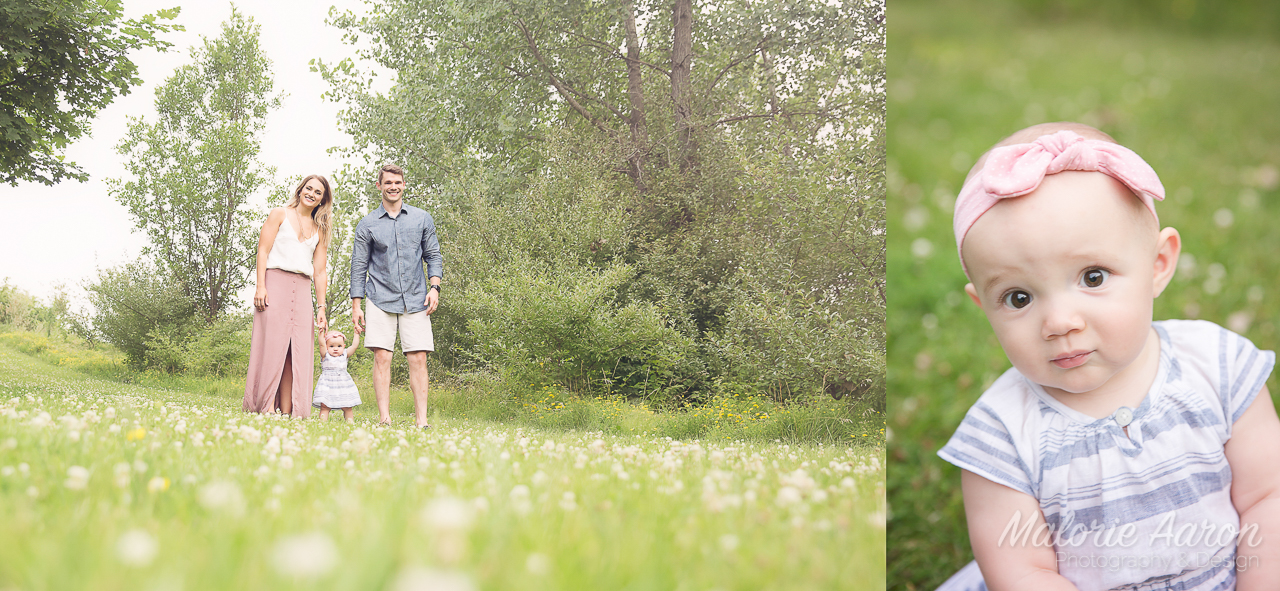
[670,0,695,170]
[623,0,648,192]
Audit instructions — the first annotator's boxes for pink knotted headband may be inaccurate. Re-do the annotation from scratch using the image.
[953,130,1165,276]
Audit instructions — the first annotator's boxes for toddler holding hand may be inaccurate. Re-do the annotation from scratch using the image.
[936,122,1280,590]
[313,326,363,423]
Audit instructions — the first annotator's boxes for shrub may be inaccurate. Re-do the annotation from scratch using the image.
[181,313,252,377]
[712,286,885,409]
[85,261,199,369]
[456,257,706,403]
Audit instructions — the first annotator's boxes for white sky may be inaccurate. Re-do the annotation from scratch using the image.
[0,0,384,307]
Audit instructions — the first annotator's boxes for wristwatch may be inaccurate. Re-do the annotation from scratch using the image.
[430,284,441,294]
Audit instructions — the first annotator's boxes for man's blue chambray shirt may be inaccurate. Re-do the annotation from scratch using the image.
[350,204,444,314]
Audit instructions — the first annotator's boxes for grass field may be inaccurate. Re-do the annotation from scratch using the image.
[887,1,1280,588]
[0,338,884,590]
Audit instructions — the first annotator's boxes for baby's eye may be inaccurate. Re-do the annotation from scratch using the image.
[1081,268,1110,288]
[1002,290,1032,309]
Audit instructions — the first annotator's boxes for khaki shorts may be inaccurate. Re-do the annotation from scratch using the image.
[364,304,434,353]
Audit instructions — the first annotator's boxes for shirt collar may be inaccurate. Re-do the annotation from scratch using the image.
[374,204,412,220]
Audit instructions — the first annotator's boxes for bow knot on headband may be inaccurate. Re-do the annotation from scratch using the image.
[953,130,1165,276]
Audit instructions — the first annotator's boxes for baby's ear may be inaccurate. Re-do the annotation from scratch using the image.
[965,283,983,307]
[1152,227,1181,297]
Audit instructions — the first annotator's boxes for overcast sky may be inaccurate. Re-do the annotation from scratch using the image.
[0,0,385,306]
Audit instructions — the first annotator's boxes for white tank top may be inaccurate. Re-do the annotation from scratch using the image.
[265,212,320,277]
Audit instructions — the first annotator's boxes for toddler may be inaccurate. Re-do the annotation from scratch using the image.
[936,122,1280,591]
[313,327,362,423]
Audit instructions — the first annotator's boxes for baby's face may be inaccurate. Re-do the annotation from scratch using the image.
[962,171,1169,400]
[327,338,345,357]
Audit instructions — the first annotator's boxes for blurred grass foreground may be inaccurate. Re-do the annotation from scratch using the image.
[887,1,1280,588]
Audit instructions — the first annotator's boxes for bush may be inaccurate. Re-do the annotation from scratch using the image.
[85,261,199,369]
[181,313,252,377]
[712,285,885,409]
[456,257,707,404]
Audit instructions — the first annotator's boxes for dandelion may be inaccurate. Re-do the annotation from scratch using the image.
[116,529,158,567]
[64,466,90,490]
[271,532,338,579]
[126,427,146,441]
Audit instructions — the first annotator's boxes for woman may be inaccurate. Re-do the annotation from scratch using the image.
[243,175,333,418]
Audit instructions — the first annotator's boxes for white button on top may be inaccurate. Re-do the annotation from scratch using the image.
[1114,406,1134,427]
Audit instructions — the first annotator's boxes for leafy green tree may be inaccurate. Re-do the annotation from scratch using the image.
[110,6,280,321]
[319,0,885,402]
[0,0,181,185]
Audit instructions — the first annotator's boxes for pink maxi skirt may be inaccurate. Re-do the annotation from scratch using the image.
[243,268,314,418]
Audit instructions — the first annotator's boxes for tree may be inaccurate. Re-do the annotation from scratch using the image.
[318,0,885,402]
[110,6,280,321]
[0,0,181,185]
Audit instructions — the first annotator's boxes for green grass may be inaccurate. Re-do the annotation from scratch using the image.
[0,338,884,589]
[0,329,884,448]
[888,2,1280,588]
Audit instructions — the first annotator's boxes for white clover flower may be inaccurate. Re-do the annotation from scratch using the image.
[279,456,294,470]
[113,463,131,488]
[526,553,551,575]
[390,567,476,591]
[26,486,38,498]
[270,532,338,579]
[197,483,244,514]
[867,510,886,529]
[719,534,739,552]
[64,466,90,490]
[116,529,158,567]
[421,497,475,533]
[0,466,12,477]
[776,486,802,506]
[509,484,532,515]
[147,477,169,493]
[133,460,148,474]
[559,491,577,511]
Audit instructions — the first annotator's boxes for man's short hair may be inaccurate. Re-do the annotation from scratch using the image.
[376,164,405,184]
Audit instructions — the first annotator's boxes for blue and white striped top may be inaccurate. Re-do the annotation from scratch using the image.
[938,319,1274,590]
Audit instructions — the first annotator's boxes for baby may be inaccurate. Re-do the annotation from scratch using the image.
[935,122,1280,590]
[312,328,363,423]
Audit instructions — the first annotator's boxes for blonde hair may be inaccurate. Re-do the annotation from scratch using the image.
[287,174,334,243]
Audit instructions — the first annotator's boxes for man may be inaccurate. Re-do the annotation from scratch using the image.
[350,164,443,428]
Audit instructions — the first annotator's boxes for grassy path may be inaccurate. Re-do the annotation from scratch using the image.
[0,346,884,590]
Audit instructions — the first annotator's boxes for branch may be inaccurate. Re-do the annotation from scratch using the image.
[513,17,614,136]
[707,40,765,94]
[711,110,829,127]
[563,29,670,78]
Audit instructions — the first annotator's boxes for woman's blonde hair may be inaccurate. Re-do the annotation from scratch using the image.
[287,174,334,242]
